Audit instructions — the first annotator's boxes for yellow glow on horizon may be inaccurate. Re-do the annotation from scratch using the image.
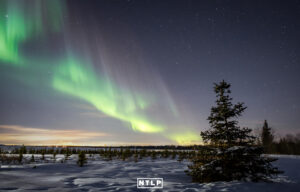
[168,132,202,145]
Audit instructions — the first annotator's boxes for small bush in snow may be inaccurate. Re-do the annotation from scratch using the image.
[18,152,23,163]
[77,151,87,167]
[31,154,35,162]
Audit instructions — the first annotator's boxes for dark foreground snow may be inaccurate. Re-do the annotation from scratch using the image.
[0,155,300,191]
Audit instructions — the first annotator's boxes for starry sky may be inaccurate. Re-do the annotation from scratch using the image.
[0,0,299,146]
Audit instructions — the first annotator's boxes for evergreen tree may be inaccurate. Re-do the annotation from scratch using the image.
[18,151,23,163]
[151,151,157,161]
[163,149,170,158]
[201,80,253,147]
[171,151,176,159]
[65,148,71,161]
[261,120,274,153]
[134,151,139,162]
[188,80,282,182]
[177,152,184,162]
[77,151,87,167]
[31,154,35,162]
[20,145,27,154]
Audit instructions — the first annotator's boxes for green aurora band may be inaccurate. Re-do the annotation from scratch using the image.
[0,1,28,65]
[52,55,201,143]
[0,0,64,66]
[0,0,201,144]
[52,55,164,133]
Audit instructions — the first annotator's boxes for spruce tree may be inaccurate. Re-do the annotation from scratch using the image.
[18,151,23,164]
[134,152,139,162]
[77,151,87,167]
[20,145,27,154]
[151,151,157,161]
[188,80,282,182]
[31,154,35,162]
[261,120,274,153]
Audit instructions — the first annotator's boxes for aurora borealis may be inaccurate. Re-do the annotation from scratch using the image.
[0,0,64,66]
[52,55,164,133]
[1,0,300,145]
[0,0,200,145]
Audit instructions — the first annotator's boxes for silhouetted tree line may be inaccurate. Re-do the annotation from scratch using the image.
[1,145,201,166]
[1,145,207,155]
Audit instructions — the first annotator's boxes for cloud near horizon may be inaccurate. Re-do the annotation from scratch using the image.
[0,125,109,146]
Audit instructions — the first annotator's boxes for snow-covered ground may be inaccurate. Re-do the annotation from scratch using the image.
[0,154,300,191]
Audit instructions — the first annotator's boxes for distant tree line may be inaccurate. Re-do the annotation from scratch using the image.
[260,120,300,155]
[0,145,201,166]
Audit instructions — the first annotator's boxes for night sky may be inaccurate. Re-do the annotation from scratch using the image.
[0,0,299,145]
